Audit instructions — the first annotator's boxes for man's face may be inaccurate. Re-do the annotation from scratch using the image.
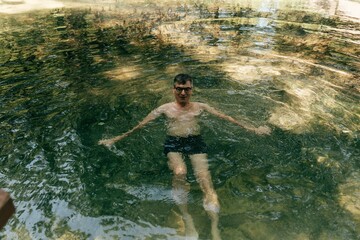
[173,81,193,105]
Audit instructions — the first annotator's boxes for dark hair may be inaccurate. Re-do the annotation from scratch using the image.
[173,74,192,86]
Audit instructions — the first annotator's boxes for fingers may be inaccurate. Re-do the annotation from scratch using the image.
[98,139,113,147]
[255,126,272,135]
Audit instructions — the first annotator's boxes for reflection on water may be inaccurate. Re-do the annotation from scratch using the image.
[1,0,360,239]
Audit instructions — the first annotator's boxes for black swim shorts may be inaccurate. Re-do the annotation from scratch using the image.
[164,135,208,155]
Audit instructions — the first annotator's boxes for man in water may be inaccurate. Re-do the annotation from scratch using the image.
[99,73,271,240]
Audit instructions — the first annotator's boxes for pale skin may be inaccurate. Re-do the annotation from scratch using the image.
[99,80,271,240]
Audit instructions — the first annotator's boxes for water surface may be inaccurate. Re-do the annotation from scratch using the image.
[1,0,360,239]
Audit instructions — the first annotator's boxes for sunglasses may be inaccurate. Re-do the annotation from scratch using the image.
[174,87,192,93]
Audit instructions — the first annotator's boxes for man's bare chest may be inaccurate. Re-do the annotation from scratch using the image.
[164,107,202,121]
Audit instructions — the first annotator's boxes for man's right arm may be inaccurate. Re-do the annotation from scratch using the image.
[98,105,165,147]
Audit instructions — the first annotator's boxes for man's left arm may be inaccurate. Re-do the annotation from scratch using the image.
[201,103,271,135]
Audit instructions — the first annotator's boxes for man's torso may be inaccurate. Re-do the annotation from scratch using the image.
[158,102,205,137]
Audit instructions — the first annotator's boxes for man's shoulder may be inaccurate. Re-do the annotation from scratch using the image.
[159,102,174,108]
[192,102,209,109]
[157,102,174,111]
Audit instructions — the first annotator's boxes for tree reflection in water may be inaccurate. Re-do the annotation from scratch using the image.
[0,0,359,239]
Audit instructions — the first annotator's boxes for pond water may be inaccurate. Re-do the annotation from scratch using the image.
[1,0,360,239]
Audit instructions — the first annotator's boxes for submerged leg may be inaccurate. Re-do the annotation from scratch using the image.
[167,152,198,239]
[190,154,221,240]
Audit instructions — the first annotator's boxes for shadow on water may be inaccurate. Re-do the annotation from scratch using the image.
[0,0,360,239]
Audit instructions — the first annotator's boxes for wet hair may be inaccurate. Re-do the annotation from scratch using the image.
[173,74,192,86]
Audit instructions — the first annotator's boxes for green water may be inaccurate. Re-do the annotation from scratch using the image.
[1,1,360,239]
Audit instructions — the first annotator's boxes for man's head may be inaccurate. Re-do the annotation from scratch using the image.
[173,73,193,86]
[173,74,193,106]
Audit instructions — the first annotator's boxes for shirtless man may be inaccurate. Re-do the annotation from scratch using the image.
[99,74,271,240]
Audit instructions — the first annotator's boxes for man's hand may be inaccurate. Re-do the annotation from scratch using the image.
[0,189,15,229]
[98,133,128,147]
[98,138,115,147]
[254,126,272,135]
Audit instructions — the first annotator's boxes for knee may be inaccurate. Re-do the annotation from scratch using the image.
[194,169,211,183]
[174,166,187,177]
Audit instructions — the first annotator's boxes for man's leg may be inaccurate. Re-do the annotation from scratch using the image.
[167,152,198,239]
[189,154,221,240]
